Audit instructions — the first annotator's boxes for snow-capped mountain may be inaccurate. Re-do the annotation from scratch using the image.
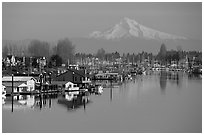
[89,17,187,40]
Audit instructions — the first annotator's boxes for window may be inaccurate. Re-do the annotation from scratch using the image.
[75,77,77,81]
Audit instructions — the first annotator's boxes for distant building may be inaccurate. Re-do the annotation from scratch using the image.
[38,57,46,72]
[95,72,120,80]
[4,55,16,67]
[57,67,67,75]
[68,64,79,70]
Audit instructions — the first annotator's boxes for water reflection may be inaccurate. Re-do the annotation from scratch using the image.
[2,73,202,132]
[3,93,59,112]
[188,73,202,80]
[2,89,94,112]
[34,93,57,109]
[159,71,185,94]
[160,71,167,94]
[110,87,113,102]
[57,92,90,111]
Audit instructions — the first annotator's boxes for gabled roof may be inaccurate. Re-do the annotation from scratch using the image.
[18,83,27,87]
[2,76,37,82]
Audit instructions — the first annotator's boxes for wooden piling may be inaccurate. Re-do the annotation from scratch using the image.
[11,74,14,112]
[110,79,112,102]
[83,98,86,110]
[39,94,42,109]
[49,94,51,108]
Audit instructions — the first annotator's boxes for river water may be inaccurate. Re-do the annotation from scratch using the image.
[2,72,202,133]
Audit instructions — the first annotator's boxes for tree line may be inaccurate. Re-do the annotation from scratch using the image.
[2,38,75,67]
[2,40,202,67]
[75,44,201,65]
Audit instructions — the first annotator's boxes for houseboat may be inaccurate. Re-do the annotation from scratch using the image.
[94,72,122,81]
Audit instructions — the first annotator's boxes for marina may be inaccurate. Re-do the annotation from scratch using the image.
[2,72,202,133]
[2,2,202,133]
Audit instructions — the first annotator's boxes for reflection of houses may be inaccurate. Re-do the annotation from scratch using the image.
[58,93,89,110]
[3,94,57,110]
[2,76,36,94]
[14,95,35,107]
[3,95,36,109]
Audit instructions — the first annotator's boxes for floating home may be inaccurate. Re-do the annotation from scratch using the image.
[2,76,36,94]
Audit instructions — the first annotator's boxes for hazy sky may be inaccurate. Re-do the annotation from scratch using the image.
[2,2,202,41]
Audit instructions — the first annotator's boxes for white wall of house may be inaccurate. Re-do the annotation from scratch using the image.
[65,82,79,90]
[27,80,35,91]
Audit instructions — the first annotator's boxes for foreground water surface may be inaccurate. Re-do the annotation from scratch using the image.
[2,73,202,133]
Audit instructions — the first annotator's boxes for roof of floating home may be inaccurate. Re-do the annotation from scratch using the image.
[2,76,37,82]
[14,73,40,77]
[51,81,69,85]
[2,82,25,87]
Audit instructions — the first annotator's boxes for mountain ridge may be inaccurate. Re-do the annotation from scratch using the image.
[89,17,187,41]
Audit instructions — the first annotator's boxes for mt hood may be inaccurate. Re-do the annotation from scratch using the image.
[89,17,187,40]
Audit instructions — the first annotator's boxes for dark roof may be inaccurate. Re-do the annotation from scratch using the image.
[51,81,68,85]
[14,74,40,77]
[57,68,85,78]
[68,68,85,77]
[7,55,12,59]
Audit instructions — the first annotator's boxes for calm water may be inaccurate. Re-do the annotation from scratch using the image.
[2,72,202,133]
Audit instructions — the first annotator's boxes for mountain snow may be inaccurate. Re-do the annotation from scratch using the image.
[89,17,187,40]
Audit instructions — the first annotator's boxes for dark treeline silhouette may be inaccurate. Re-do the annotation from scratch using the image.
[28,40,50,58]
[156,43,202,65]
[55,38,75,64]
[2,38,75,66]
[48,54,63,68]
